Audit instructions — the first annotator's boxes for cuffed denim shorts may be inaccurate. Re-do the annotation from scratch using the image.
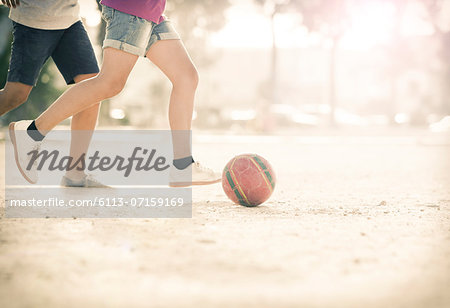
[101,5,180,57]
[7,21,99,86]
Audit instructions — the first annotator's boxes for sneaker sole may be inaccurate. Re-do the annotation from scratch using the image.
[60,176,111,189]
[60,185,111,188]
[60,183,111,188]
[9,122,36,184]
[169,178,221,188]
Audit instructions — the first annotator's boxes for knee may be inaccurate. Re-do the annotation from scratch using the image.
[95,75,127,99]
[172,67,199,91]
[7,88,29,107]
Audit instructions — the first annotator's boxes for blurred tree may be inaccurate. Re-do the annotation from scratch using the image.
[423,0,450,114]
[0,7,12,91]
[291,0,350,126]
[254,0,291,131]
[386,0,408,124]
[165,0,231,67]
[254,0,350,126]
[0,6,63,126]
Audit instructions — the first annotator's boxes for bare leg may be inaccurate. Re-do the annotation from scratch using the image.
[35,48,138,133]
[0,82,32,116]
[65,73,100,180]
[146,40,199,159]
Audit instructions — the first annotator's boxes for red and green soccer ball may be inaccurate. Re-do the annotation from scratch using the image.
[222,154,276,207]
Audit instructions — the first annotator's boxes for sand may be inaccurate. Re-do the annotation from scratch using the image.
[1,131,449,307]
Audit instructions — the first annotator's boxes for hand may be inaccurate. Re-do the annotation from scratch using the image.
[1,0,20,8]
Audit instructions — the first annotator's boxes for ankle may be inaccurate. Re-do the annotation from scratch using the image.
[173,156,194,170]
[27,120,45,142]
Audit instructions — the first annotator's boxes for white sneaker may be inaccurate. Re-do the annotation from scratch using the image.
[169,161,221,187]
[61,174,110,188]
[9,120,41,184]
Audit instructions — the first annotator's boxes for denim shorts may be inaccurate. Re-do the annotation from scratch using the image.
[7,21,99,86]
[101,5,180,57]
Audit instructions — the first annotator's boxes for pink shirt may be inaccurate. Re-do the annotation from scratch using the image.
[101,0,166,24]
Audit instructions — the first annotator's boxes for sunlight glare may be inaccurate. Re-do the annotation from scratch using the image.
[209,2,309,49]
[210,2,272,48]
[401,1,435,37]
[341,2,396,50]
[79,0,102,28]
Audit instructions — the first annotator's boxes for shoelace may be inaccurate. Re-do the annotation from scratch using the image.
[85,174,102,184]
[32,143,41,152]
[194,162,214,174]
[31,143,42,168]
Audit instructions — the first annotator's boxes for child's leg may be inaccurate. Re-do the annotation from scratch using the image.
[146,40,199,159]
[146,38,220,186]
[64,73,100,180]
[35,48,138,133]
[2,21,61,116]
[10,49,137,185]
[0,82,32,116]
[146,40,198,130]
[71,73,99,130]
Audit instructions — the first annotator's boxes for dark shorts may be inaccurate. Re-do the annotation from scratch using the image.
[7,21,100,86]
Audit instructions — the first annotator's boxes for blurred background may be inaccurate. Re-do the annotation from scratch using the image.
[1,0,449,134]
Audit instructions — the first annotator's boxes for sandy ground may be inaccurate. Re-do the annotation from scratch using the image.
[0,130,449,308]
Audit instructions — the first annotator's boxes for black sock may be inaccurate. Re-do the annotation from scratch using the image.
[173,156,194,170]
[27,120,45,142]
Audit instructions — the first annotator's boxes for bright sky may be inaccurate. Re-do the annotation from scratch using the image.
[209,1,310,49]
[209,0,444,50]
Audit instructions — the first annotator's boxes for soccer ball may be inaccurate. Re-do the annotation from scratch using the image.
[222,154,276,207]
